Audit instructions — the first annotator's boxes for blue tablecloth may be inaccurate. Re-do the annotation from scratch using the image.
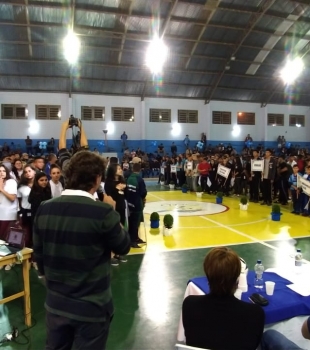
[189,271,310,325]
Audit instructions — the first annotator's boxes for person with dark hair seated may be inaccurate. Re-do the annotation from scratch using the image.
[182,247,265,350]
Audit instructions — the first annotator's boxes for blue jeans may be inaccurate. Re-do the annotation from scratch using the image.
[261,330,303,350]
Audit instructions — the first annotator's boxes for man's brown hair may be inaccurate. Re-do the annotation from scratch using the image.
[65,151,105,192]
[204,247,241,296]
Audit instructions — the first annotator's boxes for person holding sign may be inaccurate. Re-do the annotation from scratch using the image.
[288,165,302,214]
[261,149,277,206]
[170,158,178,187]
[300,166,310,216]
[247,150,262,203]
[217,157,233,196]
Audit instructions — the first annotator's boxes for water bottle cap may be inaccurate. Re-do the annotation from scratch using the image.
[257,259,262,264]
[297,249,301,252]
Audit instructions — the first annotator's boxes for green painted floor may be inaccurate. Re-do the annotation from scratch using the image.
[2,238,310,349]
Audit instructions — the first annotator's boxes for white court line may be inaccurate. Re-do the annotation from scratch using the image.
[147,193,165,201]
[151,218,268,230]
[137,194,310,258]
[199,215,279,251]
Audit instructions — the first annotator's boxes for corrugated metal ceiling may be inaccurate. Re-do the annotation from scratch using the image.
[0,0,309,105]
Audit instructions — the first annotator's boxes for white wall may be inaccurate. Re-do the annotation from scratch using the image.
[144,97,208,141]
[72,94,142,140]
[0,91,309,143]
[209,101,265,142]
[266,104,310,143]
[0,92,69,140]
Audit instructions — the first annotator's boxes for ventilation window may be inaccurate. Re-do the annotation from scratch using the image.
[149,109,171,123]
[212,111,231,124]
[289,114,305,127]
[267,113,284,126]
[81,106,105,121]
[36,105,61,120]
[178,110,198,123]
[1,104,28,119]
[237,112,255,125]
[112,107,135,122]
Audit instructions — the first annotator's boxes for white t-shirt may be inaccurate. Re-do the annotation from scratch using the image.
[10,170,23,181]
[17,185,31,210]
[0,179,18,220]
[49,180,63,198]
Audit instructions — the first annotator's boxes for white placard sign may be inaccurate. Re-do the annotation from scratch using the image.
[300,177,310,196]
[171,165,177,173]
[217,164,231,178]
[187,162,193,170]
[160,167,165,175]
[297,174,302,188]
[251,159,264,172]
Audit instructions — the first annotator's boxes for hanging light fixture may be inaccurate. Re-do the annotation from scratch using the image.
[146,35,168,74]
[280,57,304,85]
[63,30,80,65]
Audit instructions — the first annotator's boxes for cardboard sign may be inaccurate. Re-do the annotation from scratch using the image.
[187,162,193,170]
[171,165,177,173]
[160,167,165,175]
[251,159,264,172]
[300,176,310,196]
[217,164,231,179]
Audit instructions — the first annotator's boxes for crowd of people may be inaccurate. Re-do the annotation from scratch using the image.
[120,144,310,216]
[1,122,310,349]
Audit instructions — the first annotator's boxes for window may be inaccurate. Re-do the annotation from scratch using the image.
[149,109,171,123]
[212,111,231,124]
[237,112,255,125]
[267,113,284,126]
[178,110,198,123]
[1,104,28,119]
[81,106,105,121]
[289,114,305,127]
[36,105,61,120]
[112,107,134,122]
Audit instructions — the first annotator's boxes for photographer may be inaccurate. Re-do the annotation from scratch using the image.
[58,117,88,170]
[57,117,111,204]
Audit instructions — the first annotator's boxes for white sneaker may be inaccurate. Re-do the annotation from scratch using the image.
[5,264,12,271]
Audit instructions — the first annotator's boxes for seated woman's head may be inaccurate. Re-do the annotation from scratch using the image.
[204,247,241,296]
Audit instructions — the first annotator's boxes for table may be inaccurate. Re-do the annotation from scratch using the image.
[177,270,310,349]
[191,271,310,324]
[0,247,33,326]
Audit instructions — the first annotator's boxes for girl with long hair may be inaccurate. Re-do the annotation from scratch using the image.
[0,164,19,270]
[10,158,24,183]
[28,172,52,220]
[104,163,127,265]
[17,165,36,266]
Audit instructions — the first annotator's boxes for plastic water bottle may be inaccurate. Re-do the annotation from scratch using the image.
[254,260,264,289]
[295,249,302,273]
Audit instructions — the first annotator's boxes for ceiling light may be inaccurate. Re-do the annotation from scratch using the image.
[146,35,168,74]
[225,65,230,70]
[63,30,80,65]
[280,57,304,85]
[296,123,301,127]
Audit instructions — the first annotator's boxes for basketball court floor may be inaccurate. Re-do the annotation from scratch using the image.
[1,182,310,350]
